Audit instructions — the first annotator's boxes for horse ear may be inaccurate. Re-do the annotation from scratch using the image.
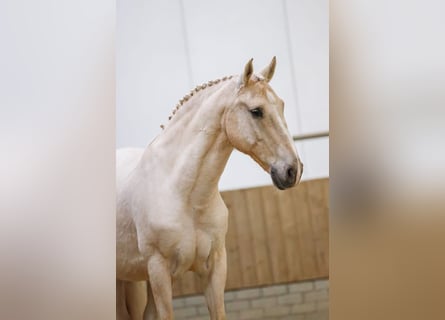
[260,56,276,82]
[239,58,254,87]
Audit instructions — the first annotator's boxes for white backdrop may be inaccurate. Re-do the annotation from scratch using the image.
[117,0,328,190]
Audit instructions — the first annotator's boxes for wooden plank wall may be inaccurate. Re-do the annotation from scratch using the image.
[173,178,329,297]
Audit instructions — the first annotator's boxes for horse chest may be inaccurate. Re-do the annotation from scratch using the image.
[193,228,214,267]
[171,223,216,277]
[172,208,225,273]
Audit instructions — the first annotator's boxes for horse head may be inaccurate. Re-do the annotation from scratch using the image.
[224,57,303,190]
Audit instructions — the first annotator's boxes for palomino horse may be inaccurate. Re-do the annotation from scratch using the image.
[116,57,303,320]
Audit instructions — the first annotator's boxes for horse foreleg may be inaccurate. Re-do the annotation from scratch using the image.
[147,253,173,320]
[202,247,227,320]
[126,281,147,320]
[143,280,158,320]
[117,280,130,320]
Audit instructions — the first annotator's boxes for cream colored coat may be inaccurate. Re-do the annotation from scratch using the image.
[116,58,303,320]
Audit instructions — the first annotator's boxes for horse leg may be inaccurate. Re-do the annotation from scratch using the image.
[147,253,173,320]
[202,248,227,320]
[126,281,147,320]
[116,280,130,320]
[143,280,158,320]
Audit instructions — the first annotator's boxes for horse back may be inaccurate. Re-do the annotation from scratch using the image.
[116,148,145,186]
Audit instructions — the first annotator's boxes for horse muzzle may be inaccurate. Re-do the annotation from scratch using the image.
[271,161,303,190]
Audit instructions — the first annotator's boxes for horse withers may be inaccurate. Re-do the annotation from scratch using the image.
[116,57,303,320]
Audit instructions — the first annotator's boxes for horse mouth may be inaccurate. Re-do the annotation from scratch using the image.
[271,168,295,190]
[272,176,287,190]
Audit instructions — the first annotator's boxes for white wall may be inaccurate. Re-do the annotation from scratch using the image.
[117,0,328,190]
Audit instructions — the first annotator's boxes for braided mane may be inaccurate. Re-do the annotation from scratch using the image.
[160,75,235,129]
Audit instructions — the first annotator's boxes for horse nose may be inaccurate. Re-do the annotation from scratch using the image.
[286,166,296,182]
[286,161,303,186]
[271,162,303,190]
[297,162,303,183]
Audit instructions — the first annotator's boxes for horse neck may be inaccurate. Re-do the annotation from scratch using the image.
[144,79,236,206]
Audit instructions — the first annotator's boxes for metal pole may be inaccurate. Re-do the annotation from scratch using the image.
[292,131,329,141]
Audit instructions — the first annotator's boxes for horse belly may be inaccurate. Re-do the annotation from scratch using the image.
[116,256,148,281]
[116,237,149,281]
[116,216,149,281]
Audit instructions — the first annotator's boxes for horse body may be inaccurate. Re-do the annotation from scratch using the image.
[117,57,303,320]
[116,140,230,281]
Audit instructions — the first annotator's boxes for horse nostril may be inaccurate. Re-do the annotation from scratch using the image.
[287,167,295,179]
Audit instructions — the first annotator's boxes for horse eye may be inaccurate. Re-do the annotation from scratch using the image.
[249,107,264,119]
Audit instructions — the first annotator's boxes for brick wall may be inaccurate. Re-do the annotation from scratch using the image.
[172,278,329,320]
